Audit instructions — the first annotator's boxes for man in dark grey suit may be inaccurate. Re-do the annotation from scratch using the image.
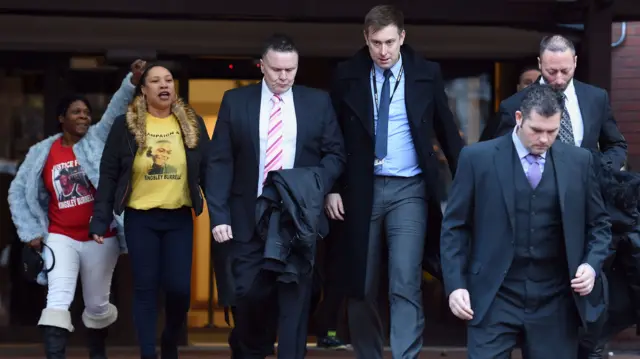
[441,84,611,358]
[325,6,463,358]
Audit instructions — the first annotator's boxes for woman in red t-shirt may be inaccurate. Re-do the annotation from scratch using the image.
[8,60,145,359]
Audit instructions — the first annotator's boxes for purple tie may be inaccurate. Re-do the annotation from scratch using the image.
[525,154,542,189]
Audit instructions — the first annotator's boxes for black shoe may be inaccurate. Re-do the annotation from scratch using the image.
[160,332,178,359]
[316,335,347,350]
[579,342,607,359]
[587,343,606,359]
[87,328,108,359]
[42,325,69,359]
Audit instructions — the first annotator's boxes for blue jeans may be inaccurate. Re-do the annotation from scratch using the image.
[124,207,194,358]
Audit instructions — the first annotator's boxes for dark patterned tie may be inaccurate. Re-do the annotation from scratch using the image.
[558,94,575,145]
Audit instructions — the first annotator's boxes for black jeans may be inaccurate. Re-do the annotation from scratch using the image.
[124,207,194,358]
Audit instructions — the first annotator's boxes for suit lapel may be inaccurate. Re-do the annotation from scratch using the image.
[247,83,262,164]
[344,76,374,138]
[494,135,516,236]
[550,144,575,265]
[338,47,375,138]
[573,80,593,148]
[402,48,434,131]
[292,87,306,166]
[550,144,568,221]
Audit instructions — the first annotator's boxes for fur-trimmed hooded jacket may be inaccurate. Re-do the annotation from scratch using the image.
[590,150,640,331]
[590,150,640,251]
[8,73,136,284]
[88,95,210,237]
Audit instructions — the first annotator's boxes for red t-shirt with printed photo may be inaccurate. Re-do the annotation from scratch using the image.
[43,138,117,241]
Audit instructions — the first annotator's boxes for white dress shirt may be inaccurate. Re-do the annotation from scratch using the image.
[257,80,297,195]
[540,78,584,146]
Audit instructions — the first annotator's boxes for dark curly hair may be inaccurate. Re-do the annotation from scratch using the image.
[56,95,92,119]
[56,95,92,132]
[589,149,640,212]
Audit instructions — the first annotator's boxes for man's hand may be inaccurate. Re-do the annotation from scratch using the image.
[28,237,43,251]
[92,234,104,244]
[324,193,345,221]
[571,263,596,296]
[213,225,233,243]
[130,59,147,86]
[449,288,474,320]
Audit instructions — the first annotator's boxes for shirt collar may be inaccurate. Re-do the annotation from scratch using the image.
[539,77,576,102]
[373,54,403,79]
[512,128,547,160]
[261,79,293,102]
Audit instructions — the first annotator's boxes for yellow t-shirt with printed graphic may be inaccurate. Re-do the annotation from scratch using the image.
[127,114,192,210]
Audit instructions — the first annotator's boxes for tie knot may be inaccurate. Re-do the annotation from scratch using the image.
[383,69,392,79]
[525,153,540,164]
[271,94,282,104]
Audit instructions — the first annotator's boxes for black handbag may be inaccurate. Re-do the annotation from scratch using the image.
[21,242,55,282]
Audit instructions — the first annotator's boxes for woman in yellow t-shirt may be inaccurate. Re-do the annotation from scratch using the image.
[89,65,210,359]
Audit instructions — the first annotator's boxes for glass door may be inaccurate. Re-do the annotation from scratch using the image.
[0,57,46,341]
[164,56,264,342]
[425,59,494,346]
[186,78,259,334]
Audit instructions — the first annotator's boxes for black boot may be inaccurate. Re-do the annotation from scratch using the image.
[42,325,69,359]
[87,328,108,359]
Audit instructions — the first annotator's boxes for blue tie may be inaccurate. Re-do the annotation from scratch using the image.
[375,69,393,160]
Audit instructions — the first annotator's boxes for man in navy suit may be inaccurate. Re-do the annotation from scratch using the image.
[207,34,345,359]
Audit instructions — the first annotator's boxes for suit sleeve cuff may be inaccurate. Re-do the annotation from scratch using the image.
[444,278,466,297]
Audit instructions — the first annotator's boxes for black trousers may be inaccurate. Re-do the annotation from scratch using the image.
[230,237,313,359]
[468,284,580,359]
[312,219,344,337]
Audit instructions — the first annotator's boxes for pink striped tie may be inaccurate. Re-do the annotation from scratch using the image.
[263,94,283,183]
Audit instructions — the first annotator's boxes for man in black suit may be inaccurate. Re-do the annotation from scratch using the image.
[206,34,345,359]
[324,5,463,358]
[441,84,611,358]
[493,35,627,169]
